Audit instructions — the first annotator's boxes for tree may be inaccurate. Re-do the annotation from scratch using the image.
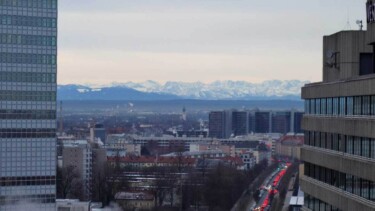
[92,162,128,206]
[56,165,83,199]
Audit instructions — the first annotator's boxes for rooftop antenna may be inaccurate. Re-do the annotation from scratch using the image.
[356,20,363,31]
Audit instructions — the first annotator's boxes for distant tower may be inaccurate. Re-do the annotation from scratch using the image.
[182,106,187,121]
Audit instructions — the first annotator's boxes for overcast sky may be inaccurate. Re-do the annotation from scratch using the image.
[58,0,366,85]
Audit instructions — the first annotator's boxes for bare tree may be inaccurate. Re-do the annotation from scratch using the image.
[57,165,83,199]
[92,162,128,206]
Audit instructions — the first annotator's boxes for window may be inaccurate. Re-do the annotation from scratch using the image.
[333,97,339,115]
[354,96,362,115]
[347,97,354,115]
[339,97,346,115]
[311,99,316,114]
[362,138,370,158]
[316,99,321,115]
[321,98,327,115]
[359,53,374,75]
[363,96,371,115]
[327,98,333,115]
[346,136,353,154]
[353,137,362,156]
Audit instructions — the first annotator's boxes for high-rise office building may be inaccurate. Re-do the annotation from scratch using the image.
[0,1,57,210]
[254,111,271,133]
[232,111,249,136]
[271,111,291,134]
[301,1,375,210]
[292,111,303,133]
[208,110,232,138]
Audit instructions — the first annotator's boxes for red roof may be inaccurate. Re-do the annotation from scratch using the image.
[278,135,304,145]
[218,156,244,166]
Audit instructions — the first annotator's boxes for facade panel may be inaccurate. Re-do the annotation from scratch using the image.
[0,0,57,210]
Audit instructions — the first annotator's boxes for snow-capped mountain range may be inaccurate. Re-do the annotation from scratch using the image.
[58,80,308,100]
[111,80,307,99]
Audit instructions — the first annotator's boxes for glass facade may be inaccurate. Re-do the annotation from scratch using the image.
[305,194,341,211]
[0,0,57,210]
[304,131,375,159]
[305,95,375,116]
[305,163,375,201]
[304,95,375,209]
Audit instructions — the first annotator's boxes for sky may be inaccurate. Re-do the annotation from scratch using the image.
[58,0,366,85]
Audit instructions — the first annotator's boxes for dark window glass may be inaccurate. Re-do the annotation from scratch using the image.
[321,98,327,115]
[354,96,362,115]
[359,53,374,75]
[347,97,354,115]
[363,96,371,115]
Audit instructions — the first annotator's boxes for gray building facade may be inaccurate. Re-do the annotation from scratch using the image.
[208,110,232,139]
[0,0,57,210]
[301,1,375,210]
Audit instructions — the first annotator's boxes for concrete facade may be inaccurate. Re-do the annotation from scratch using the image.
[301,1,375,210]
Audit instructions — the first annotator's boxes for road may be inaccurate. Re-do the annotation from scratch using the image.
[253,163,289,211]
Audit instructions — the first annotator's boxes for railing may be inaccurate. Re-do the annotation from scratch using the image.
[303,145,375,163]
[301,175,375,208]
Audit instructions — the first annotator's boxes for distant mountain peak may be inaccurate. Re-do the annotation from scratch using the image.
[58,80,307,100]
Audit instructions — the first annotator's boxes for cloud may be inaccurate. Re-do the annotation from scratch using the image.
[57,0,366,84]
[58,49,319,85]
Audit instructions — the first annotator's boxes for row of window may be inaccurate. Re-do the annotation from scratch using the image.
[0,109,55,119]
[304,194,341,211]
[0,15,57,28]
[305,131,375,159]
[0,34,56,46]
[0,128,55,138]
[305,162,375,201]
[0,194,55,204]
[0,72,56,83]
[0,91,56,101]
[0,176,55,186]
[0,53,56,65]
[305,96,375,116]
[0,0,57,9]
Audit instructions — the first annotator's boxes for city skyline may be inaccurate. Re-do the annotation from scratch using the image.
[59,0,365,85]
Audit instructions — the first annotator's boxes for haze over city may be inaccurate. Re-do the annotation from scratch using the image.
[59,0,364,85]
[2,0,375,211]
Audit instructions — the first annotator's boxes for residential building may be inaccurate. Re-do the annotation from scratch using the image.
[56,199,90,211]
[253,149,271,165]
[189,140,236,157]
[115,192,155,211]
[0,0,58,210]
[108,156,196,169]
[275,135,304,160]
[61,140,106,201]
[239,151,257,170]
[62,140,92,200]
[301,2,375,210]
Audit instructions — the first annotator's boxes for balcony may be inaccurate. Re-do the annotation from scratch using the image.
[302,115,375,138]
[301,146,375,181]
[300,175,375,211]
